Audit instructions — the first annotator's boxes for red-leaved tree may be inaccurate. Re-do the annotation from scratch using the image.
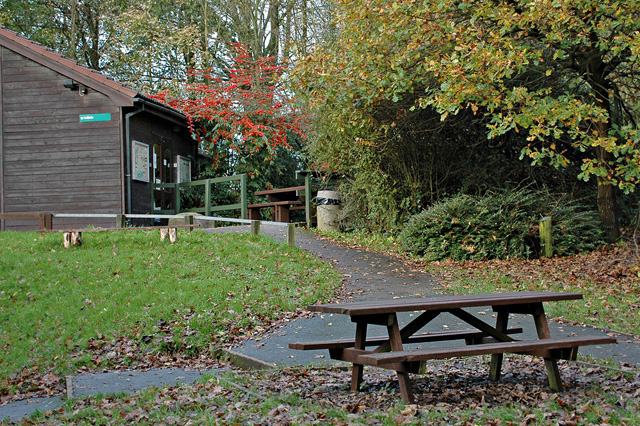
[153,44,307,188]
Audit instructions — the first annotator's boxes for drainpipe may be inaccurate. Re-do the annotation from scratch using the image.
[125,106,144,214]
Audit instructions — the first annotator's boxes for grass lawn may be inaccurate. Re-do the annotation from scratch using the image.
[0,229,342,395]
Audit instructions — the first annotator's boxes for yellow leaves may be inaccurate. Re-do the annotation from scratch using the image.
[355,138,375,146]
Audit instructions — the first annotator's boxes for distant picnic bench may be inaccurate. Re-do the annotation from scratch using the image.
[290,291,617,403]
[248,185,318,224]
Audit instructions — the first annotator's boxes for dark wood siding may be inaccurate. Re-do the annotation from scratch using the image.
[129,113,196,214]
[0,48,122,230]
[0,47,5,228]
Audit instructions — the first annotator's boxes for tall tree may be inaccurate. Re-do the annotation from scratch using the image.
[153,44,307,190]
[296,0,640,241]
[105,0,221,92]
[0,0,127,70]
[0,0,335,92]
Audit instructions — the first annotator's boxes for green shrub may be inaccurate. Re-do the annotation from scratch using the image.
[399,190,605,260]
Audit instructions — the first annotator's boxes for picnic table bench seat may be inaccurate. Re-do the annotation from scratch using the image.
[249,184,317,223]
[247,200,303,222]
[247,201,303,209]
[357,335,616,365]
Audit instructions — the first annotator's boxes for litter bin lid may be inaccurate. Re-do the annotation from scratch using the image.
[317,190,341,200]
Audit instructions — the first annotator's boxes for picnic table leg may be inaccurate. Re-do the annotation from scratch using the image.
[489,308,509,381]
[387,315,415,403]
[532,303,563,391]
[351,321,367,391]
[274,205,290,223]
[247,208,261,221]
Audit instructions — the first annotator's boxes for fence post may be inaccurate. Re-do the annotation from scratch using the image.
[38,213,53,230]
[250,220,260,236]
[240,174,248,220]
[184,214,194,231]
[174,183,181,214]
[205,179,212,216]
[539,216,553,258]
[287,223,295,247]
[304,173,312,229]
[150,183,155,214]
[296,170,313,229]
[115,214,126,228]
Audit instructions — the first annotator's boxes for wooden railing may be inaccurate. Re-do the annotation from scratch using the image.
[151,173,248,219]
[0,212,298,247]
[0,212,53,230]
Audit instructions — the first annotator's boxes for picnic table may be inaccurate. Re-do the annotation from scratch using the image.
[289,291,616,403]
[247,186,310,223]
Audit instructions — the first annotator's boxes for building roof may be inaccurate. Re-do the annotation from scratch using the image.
[0,26,185,118]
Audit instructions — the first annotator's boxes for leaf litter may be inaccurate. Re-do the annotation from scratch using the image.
[13,356,639,425]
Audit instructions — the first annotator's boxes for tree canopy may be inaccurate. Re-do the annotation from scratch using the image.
[153,44,307,200]
[295,0,640,240]
[0,0,337,93]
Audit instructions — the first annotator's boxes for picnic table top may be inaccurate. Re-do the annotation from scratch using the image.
[307,291,583,316]
[254,186,307,197]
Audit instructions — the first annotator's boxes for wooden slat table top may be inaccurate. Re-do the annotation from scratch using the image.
[248,200,303,207]
[255,186,306,196]
[307,291,583,316]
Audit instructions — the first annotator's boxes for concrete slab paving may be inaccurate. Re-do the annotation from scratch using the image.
[0,396,66,423]
[0,368,222,423]
[69,368,221,399]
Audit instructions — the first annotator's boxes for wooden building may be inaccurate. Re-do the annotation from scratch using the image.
[0,27,197,230]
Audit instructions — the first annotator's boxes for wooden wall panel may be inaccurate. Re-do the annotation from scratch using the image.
[127,112,195,215]
[1,47,123,230]
[0,46,4,230]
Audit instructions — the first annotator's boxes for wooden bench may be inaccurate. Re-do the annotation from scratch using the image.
[357,336,616,365]
[249,184,321,225]
[247,200,303,222]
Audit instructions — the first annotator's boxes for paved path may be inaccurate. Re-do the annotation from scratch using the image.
[2,225,637,422]
[0,369,220,423]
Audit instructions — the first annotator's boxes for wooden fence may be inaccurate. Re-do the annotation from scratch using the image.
[151,173,248,219]
[0,212,297,247]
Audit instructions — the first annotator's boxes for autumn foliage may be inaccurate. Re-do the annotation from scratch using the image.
[153,44,306,180]
[295,0,640,238]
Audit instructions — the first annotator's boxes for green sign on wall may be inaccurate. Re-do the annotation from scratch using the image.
[79,113,111,123]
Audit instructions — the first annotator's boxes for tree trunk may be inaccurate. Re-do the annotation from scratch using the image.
[267,0,280,57]
[596,146,620,243]
[590,64,621,243]
[594,113,620,243]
